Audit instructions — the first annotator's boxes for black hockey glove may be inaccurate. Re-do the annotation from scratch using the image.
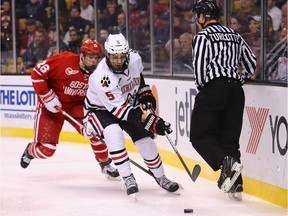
[143,113,172,135]
[138,85,156,111]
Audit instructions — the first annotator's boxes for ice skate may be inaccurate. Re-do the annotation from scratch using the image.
[98,158,120,180]
[20,143,34,169]
[228,183,243,201]
[217,156,243,193]
[123,174,139,196]
[155,175,180,193]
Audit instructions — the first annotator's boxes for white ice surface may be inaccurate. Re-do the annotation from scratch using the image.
[1,137,287,216]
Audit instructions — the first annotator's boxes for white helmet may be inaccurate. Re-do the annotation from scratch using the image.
[104,33,129,54]
[104,33,130,73]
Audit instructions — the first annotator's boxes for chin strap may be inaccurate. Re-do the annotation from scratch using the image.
[80,56,95,74]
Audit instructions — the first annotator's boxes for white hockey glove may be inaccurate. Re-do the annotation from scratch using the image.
[39,89,62,113]
[82,112,103,140]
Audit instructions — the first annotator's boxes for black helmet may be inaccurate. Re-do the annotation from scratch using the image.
[193,0,221,19]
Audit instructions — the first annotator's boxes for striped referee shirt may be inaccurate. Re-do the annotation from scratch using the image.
[192,22,256,89]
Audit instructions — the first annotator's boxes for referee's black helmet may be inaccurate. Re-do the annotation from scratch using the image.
[193,0,221,19]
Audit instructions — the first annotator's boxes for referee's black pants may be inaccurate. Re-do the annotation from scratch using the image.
[190,78,244,171]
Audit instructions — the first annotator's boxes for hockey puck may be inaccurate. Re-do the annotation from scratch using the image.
[184,208,193,213]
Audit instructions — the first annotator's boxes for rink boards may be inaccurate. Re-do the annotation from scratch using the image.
[0,75,287,208]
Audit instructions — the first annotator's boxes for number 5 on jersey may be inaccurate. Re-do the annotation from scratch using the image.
[105,91,115,100]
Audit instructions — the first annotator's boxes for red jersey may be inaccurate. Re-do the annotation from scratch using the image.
[31,51,89,105]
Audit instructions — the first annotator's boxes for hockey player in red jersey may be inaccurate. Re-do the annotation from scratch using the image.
[84,33,180,196]
[20,39,119,179]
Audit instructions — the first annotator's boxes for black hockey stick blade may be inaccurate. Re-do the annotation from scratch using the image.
[191,164,201,182]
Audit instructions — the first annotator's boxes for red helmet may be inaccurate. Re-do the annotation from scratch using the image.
[80,39,102,56]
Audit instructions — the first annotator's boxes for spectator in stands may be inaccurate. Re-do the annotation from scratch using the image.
[98,29,110,58]
[175,32,193,73]
[47,24,68,58]
[135,0,149,10]
[63,6,91,45]
[280,3,287,30]
[128,0,141,30]
[99,29,110,40]
[265,27,287,81]
[174,0,194,12]
[97,8,108,31]
[82,25,96,42]
[165,38,181,58]
[67,27,82,54]
[246,15,261,47]
[237,0,260,16]
[174,0,195,34]
[234,0,260,26]
[230,12,249,34]
[104,0,122,33]
[112,12,126,36]
[19,19,37,55]
[148,0,169,17]
[80,0,94,22]
[1,0,12,51]
[66,6,91,35]
[266,15,278,52]
[268,0,282,31]
[173,10,192,39]
[22,27,49,70]
[21,0,47,27]
[133,11,151,62]
[165,38,187,73]
[155,11,170,45]
[265,3,288,82]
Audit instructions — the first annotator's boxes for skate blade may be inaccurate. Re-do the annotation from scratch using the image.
[105,175,121,181]
[168,189,181,196]
[129,193,138,201]
[228,192,242,201]
[221,162,243,193]
[166,185,183,196]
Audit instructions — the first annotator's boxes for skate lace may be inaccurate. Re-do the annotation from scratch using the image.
[22,148,34,162]
[157,175,174,189]
[22,155,32,163]
[102,164,117,175]
[124,175,137,189]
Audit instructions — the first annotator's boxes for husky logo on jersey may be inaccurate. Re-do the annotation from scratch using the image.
[101,75,111,87]
[65,67,79,75]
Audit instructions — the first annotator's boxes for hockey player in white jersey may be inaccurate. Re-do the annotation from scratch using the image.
[84,33,180,196]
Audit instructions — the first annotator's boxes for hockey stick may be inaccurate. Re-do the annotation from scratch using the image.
[164,131,201,182]
[56,107,84,128]
[129,158,154,177]
[55,106,157,178]
[149,108,201,182]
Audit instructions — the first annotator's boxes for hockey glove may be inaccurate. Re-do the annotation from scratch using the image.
[39,90,62,113]
[138,85,156,111]
[82,112,103,140]
[143,113,172,135]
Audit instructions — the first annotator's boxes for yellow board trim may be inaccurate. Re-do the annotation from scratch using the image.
[1,127,287,208]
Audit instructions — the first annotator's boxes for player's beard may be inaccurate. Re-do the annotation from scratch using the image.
[80,56,97,74]
[84,65,96,73]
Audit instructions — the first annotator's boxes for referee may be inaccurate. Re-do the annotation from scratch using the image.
[190,0,256,201]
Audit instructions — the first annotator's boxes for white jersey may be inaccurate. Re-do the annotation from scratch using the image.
[85,51,144,121]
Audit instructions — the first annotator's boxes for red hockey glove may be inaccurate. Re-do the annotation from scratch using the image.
[39,90,62,113]
[138,85,156,111]
[143,113,172,135]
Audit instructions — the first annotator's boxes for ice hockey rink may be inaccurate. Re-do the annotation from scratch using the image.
[1,136,287,216]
